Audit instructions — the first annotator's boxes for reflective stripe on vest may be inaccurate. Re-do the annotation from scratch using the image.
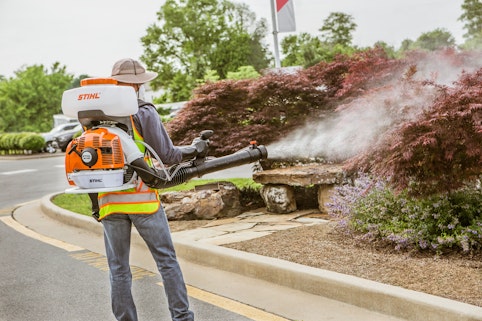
[98,182,160,218]
[97,121,160,220]
[131,115,146,153]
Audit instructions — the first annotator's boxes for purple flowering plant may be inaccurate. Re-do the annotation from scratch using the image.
[326,174,482,254]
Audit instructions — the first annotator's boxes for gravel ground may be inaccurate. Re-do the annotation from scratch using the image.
[169,219,482,308]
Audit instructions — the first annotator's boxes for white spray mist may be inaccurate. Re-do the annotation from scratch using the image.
[267,53,482,162]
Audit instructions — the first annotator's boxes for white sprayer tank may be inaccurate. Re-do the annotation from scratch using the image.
[61,79,142,193]
[61,81,138,118]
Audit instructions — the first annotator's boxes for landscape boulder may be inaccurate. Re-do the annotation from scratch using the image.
[260,184,297,214]
[160,181,243,220]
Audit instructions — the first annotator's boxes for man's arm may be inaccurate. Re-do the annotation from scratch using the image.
[135,103,183,165]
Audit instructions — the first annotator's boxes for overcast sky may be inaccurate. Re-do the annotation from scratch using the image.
[0,0,465,78]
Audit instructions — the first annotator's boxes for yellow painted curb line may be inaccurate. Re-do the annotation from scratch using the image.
[0,216,83,252]
[185,284,290,321]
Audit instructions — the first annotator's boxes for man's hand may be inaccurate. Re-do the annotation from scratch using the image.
[191,137,209,157]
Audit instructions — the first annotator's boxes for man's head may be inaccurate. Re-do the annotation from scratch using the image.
[111,58,157,85]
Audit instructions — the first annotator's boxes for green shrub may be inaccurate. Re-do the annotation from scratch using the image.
[226,66,260,80]
[0,133,17,150]
[19,133,44,150]
[0,132,45,152]
[0,133,7,150]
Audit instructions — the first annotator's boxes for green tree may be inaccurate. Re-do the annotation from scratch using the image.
[226,65,260,80]
[210,4,270,78]
[398,39,414,53]
[372,41,397,58]
[459,0,482,41]
[200,69,221,83]
[140,0,270,102]
[71,74,91,88]
[0,63,73,132]
[319,12,357,47]
[281,32,358,68]
[411,28,456,51]
[460,31,482,49]
[280,12,359,68]
[281,33,323,67]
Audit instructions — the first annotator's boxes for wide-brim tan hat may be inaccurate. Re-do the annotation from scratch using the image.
[111,58,158,84]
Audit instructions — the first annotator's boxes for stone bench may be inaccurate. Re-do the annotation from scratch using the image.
[253,164,348,214]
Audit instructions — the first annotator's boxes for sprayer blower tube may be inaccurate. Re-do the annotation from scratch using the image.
[133,145,268,189]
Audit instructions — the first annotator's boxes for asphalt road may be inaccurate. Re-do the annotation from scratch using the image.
[0,155,261,321]
[0,155,69,209]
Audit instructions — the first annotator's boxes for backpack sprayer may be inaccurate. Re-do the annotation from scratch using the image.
[61,78,268,194]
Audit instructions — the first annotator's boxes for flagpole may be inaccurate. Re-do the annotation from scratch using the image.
[270,0,281,68]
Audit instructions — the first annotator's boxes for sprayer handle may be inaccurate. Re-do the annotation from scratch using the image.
[200,130,213,140]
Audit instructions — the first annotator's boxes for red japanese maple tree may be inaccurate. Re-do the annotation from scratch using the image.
[167,47,482,195]
[353,69,482,195]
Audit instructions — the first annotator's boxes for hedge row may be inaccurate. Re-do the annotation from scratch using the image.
[0,132,45,154]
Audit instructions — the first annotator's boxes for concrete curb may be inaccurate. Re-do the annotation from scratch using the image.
[41,193,482,321]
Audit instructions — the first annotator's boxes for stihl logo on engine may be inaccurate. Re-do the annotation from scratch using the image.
[90,178,103,183]
[77,93,100,100]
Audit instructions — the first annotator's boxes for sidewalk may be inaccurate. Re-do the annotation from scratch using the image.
[11,194,482,321]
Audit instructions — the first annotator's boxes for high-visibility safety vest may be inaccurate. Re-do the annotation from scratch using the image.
[97,116,160,220]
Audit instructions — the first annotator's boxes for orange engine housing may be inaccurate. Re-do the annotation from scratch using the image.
[65,128,125,186]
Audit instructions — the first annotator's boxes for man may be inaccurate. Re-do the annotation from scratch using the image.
[97,58,195,321]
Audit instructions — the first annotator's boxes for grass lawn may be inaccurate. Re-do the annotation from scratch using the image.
[52,178,261,216]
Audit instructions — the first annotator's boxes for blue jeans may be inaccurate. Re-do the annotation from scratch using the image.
[102,207,194,321]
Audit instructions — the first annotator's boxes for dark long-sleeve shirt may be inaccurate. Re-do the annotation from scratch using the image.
[133,100,182,165]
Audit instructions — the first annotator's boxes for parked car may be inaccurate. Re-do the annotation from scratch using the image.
[53,123,83,152]
[40,122,80,153]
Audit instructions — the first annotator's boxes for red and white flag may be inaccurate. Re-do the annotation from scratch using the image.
[276,0,296,33]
